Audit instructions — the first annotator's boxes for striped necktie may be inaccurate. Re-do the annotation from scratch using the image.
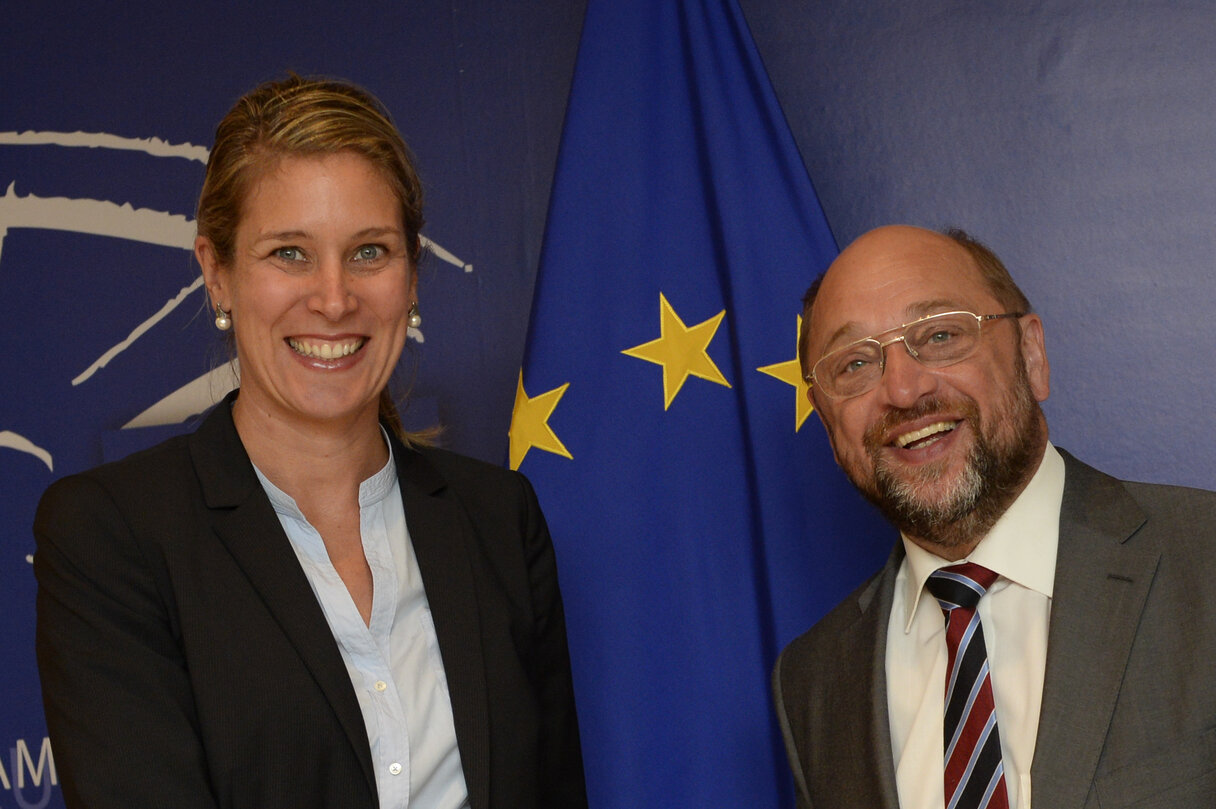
[926,563,1010,809]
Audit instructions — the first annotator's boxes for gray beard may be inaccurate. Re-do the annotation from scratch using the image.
[870,433,1013,550]
[855,368,1045,552]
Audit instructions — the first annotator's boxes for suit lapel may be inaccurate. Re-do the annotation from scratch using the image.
[188,398,378,797]
[820,545,902,809]
[1031,452,1159,809]
[394,443,491,809]
[860,548,904,809]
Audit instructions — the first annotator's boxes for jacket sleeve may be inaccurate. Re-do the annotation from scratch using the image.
[516,472,589,809]
[34,474,221,809]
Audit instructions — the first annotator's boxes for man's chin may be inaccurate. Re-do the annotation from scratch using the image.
[845,453,984,545]
[882,475,979,526]
[871,449,969,501]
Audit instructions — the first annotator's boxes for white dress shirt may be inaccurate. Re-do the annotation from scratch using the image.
[887,443,1065,809]
[254,437,470,809]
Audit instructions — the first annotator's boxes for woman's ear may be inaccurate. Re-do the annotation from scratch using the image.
[195,236,229,310]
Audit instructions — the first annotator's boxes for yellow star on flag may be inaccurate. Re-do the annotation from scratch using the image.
[508,370,572,470]
[622,292,731,409]
[757,315,814,431]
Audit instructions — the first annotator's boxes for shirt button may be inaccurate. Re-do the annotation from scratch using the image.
[389,763,402,776]
[374,680,388,692]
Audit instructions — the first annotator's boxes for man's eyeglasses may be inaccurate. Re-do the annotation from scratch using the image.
[806,311,1024,400]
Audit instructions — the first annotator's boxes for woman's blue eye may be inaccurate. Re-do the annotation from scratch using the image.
[353,245,386,261]
[274,247,304,261]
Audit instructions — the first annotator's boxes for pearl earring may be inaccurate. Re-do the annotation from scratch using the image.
[214,305,232,331]
[407,302,422,328]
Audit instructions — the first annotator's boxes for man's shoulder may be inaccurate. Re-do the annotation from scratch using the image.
[777,554,897,673]
[1120,477,1216,560]
[1121,476,1216,513]
[1060,449,1216,545]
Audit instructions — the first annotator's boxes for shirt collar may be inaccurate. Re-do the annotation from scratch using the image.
[901,442,1065,632]
[358,427,398,507]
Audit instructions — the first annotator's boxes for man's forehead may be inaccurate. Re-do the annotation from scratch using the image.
[829,228,972,286]
[816,298,974,349]
[808,227,997,348]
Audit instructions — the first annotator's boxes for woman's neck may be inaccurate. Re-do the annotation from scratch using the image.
[231,394,389,501]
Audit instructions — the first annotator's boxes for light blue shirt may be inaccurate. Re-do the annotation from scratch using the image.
[253,439,470,809]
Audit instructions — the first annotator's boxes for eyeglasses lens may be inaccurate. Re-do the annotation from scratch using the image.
[905,314,979,365]
[816,313,982,398]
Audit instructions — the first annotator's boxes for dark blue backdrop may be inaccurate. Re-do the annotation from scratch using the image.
[3,1,1213,807]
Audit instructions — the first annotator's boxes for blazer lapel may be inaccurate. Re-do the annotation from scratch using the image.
[1030,452,1159,809]
[394,443,491,809]
[858,548,903,809]
[187,398,378,797]
[815,545,902,809]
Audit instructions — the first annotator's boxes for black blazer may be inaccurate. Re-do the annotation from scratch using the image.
[772,451,1216,808]
[34,394,587,809]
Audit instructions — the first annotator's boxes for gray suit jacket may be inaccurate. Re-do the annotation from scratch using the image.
[773,450,1216,808]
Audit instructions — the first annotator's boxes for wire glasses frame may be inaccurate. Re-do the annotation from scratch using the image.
[806,310,1025,400]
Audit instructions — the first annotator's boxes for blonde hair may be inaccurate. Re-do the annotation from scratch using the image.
[197,75,428,443]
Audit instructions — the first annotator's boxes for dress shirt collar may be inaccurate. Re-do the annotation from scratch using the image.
[901,442,1065,632]
[255,426,398,518]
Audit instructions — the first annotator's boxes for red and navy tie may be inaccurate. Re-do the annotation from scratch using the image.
[926,563,1010,809]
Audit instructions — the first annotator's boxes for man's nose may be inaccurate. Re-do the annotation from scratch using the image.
[876,339,937,408]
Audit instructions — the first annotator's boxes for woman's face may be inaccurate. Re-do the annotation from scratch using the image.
[197,151,415,430]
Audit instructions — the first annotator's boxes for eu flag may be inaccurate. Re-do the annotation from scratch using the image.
[510,1,891,805]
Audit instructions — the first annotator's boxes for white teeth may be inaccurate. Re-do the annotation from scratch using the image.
[895,421,956,448]
[288,337,365,359]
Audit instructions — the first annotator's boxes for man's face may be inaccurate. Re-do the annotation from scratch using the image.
[805,226,1050,554]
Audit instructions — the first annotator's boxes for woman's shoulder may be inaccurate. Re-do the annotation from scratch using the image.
[44,431,196,502]
[35,408,240,538]
[33,430,208,566]
[43,397,249,509]
[411,443,518,482]
[397,442,538,513]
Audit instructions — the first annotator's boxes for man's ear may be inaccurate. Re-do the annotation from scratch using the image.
[1019,313,1050,402]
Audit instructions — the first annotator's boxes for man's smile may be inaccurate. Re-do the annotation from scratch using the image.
[894,420,960,449]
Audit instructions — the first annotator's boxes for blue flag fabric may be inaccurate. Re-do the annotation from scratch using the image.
[512,1,892,805]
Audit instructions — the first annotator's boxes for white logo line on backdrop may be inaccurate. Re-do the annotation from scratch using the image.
[2,132,474,436]
[0,183,195,265]
[0,431,52,472]
[0,130,209,162]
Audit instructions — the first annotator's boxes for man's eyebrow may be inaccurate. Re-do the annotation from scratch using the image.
[821,322,866,352]
[817,300,966,355]
[905,299,962,318]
